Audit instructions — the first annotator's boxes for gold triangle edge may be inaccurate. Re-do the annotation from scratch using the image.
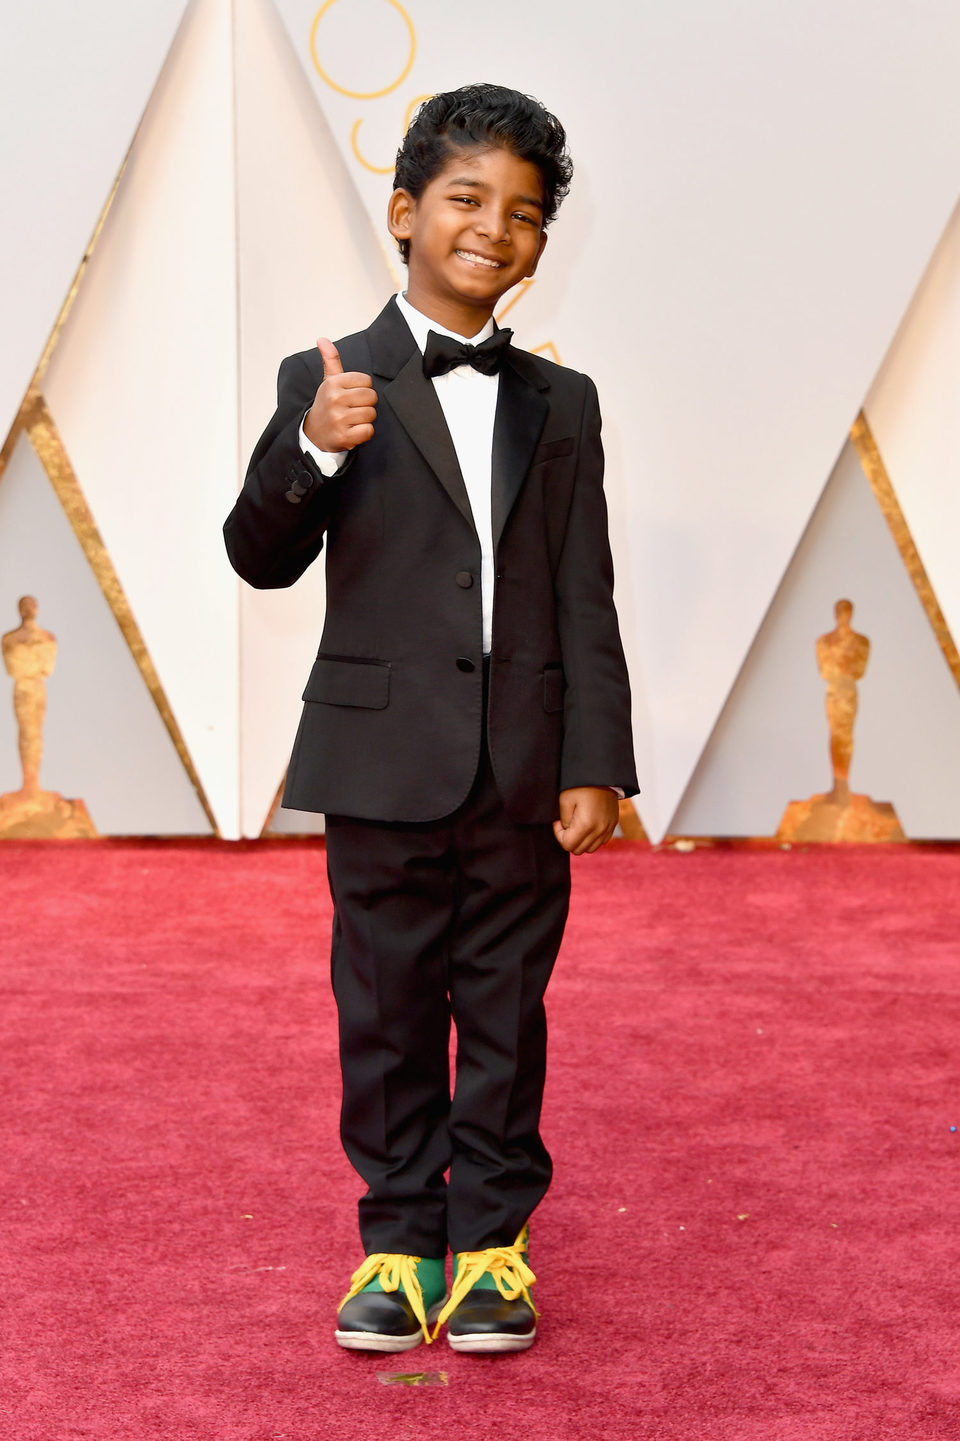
[22,396,220,838]
[0,138,133,490]
[850,410,960,689]
[259,772,287,837]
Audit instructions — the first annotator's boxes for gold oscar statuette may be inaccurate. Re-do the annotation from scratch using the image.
[777,599,905,843]
[0,596,96,839]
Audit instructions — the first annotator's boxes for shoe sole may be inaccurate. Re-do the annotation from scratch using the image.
[447,1327,537,1354]
[334,1328,424,1352]
[334,1296,447,1353]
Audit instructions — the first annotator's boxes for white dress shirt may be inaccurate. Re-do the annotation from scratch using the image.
[300,292,499,654]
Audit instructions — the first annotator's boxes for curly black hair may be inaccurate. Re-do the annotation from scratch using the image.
[392,83,573,264]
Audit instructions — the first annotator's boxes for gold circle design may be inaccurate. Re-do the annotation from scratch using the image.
[310,0,416,100]
[403,92,434,131]
[350,94,434,175]
[350,118,395,175]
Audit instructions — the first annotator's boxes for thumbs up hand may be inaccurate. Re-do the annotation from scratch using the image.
[303,338,378,451]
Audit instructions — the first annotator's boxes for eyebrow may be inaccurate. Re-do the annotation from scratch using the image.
[446,177,544,211]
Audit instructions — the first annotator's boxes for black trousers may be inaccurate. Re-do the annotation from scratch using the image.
[324,706,571,1257]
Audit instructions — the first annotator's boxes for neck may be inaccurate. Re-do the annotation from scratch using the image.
[401,281,494,339]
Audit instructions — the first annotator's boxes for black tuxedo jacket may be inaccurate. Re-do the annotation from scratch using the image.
[224,297,638,824]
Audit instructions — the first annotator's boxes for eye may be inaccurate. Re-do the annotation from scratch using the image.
[451,195,479,206]
[512,212,538,225]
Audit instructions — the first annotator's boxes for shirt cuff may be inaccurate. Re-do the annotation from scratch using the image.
[299,414,347,476]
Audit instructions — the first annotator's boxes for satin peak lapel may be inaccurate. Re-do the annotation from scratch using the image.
[491,355,549,548]
[382,352,475,532]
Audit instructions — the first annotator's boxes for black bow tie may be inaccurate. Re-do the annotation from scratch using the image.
[422,327,513,379]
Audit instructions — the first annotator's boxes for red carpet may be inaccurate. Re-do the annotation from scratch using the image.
[3,840,960,1440]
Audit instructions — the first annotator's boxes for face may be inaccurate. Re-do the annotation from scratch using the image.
[388,145,548,333]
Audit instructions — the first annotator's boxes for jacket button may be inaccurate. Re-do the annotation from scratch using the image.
[455,571,473,589]
[456,657,476,673]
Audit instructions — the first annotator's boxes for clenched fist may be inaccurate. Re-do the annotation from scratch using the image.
[553,786,620,855]
[303,338,378,452]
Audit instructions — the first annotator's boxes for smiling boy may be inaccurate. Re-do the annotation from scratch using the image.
[224,84,638,1354]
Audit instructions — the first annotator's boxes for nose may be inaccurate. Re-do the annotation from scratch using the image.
[474,204,509,244]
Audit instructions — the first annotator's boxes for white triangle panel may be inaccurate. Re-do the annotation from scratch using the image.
[234,0,394,837]
[0,435,210,834]
[864,198,960,660]
[274,0,960,840]
[670,441,960,839]
[42,0,241,837]
[0,1,187,444]
[268,805,325,836]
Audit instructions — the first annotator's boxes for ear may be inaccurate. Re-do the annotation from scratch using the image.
[525,229,548,279]
[387,188,415,244]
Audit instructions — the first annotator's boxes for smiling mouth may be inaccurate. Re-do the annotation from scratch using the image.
[455,250,504,269]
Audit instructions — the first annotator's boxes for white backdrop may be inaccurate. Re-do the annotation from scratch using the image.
[1,0,959,840]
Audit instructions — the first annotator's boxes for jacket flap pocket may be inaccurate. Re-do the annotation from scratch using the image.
[303,656,390,709]
[543,666,565,713]
[534,436,575,464]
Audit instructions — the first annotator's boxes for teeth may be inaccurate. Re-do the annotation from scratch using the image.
[456,250,501,269]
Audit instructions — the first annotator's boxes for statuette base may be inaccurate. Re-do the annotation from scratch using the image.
[0,789,97,839]
[777,791,905,844]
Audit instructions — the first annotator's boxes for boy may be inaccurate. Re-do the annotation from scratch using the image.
[224,84,638,1354]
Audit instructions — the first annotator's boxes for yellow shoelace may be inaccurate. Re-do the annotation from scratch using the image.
[338,1253,433,1344]
[432,1229,538,1338]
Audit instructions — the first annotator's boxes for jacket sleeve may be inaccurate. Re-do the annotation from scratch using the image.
[554,375,639,798]
[223,351,352,589]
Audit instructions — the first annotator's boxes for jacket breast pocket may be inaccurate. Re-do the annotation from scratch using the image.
[302,655,390,709]
[543,666,565,713]
[533,436,575,465]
